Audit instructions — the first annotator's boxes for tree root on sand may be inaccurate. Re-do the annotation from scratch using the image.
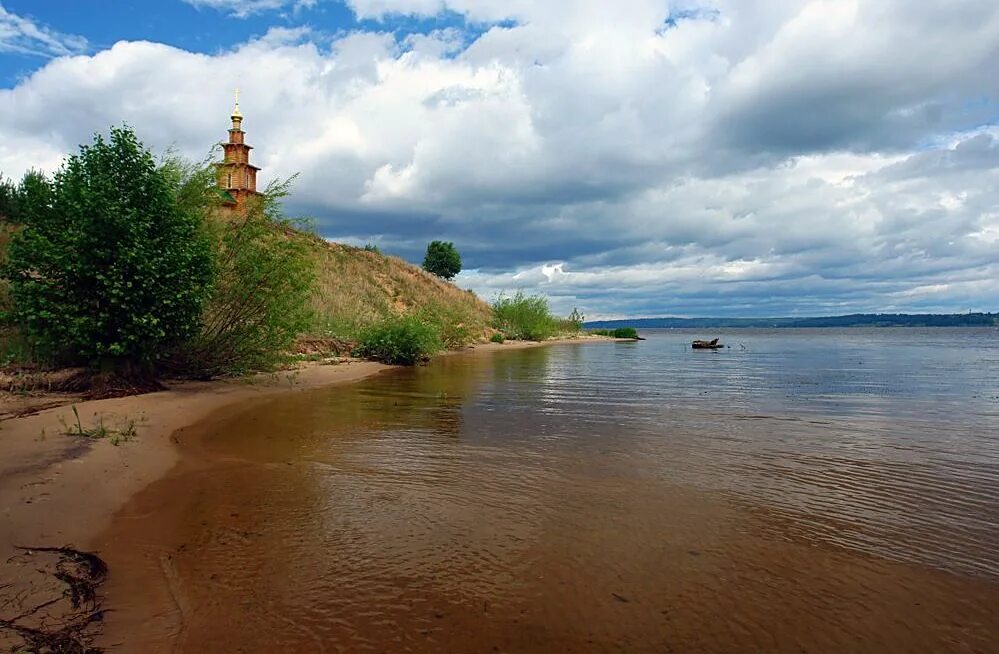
[1,546,108,653]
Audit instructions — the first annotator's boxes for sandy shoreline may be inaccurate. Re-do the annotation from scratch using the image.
[0,336,615,559]
[0,335,619,649]
[0,361,391,558]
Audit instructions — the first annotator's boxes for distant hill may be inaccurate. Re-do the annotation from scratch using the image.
[585,313,999,329]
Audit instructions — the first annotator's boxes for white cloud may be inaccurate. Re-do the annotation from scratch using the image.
[181,0,318,18]
[0,1,997,316]
[0,2,87,57]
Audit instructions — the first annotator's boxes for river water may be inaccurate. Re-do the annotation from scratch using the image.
[99,329,999,652]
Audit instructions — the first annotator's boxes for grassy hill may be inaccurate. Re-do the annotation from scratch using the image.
[301,235,494,349]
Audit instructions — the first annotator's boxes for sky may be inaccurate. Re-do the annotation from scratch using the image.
[1,1,997,319]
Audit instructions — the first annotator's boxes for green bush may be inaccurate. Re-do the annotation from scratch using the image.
[557,307,584,334]
[418,303,473,350]
[611,327,639,339]
[490,332,505,343]
[422,240,462,280]
[2,127,213,374]
[363,243,381,254]
[0,174,19,321]
[166,177,316,377]
[354,315,441,365]
[589,327,639,339]
[492,291,558,341]
[0,327,45,368]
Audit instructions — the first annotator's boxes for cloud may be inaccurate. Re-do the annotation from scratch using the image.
[181,0,318,19]
[0,1,997,317]
[0,2,87,57]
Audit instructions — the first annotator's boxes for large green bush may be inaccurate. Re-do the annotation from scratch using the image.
[354,315,441,365]
[492,291,558,341]
[2,127,213,373]
[166,178,316,377]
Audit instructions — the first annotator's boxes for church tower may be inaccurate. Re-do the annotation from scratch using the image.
[216,89,261,214]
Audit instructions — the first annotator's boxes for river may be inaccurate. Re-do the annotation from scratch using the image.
[97,328,999,652]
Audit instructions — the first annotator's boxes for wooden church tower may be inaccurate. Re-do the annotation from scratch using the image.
[216,89,261,214]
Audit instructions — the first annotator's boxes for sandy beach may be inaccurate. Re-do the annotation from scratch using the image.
[0,362,401,555]
[0,337,613,563]
[0,335,621,649]
[0,360,394,649]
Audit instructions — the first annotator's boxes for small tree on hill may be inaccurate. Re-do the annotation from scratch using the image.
[422,240,462,280]
[3,126,213,378]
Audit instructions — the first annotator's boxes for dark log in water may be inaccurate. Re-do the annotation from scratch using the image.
[692,338,723,349]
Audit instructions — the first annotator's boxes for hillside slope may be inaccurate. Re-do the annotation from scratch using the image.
[301,235,494,346]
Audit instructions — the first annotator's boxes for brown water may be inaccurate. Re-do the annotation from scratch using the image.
[98,330,999,652]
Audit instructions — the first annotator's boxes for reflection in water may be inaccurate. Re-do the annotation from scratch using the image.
[99,329,999,652]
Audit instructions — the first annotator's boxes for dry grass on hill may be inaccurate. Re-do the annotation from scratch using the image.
[300,234,494,345]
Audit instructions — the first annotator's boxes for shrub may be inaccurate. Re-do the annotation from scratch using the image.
[0,173,19,223]
[2,127,213,375]
[422,240,462,280]
[166,178,316,377]
[354,315,441,365]
[418,303,473,350]
[363,243,381,254]
[0,174,19,320]
[490,333,505,344]
[558,307,584,334]
[492,291,558,341]
[0,327,45,368]
[589,327,639,339]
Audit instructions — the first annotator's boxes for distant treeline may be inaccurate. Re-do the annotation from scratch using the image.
[585,313,999,329]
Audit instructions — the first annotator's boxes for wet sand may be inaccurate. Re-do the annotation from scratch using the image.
[0,337,614,649]
[0,362,393,555]
[0,337,605,554]
[0,360,391,649]
[92,338,999,653]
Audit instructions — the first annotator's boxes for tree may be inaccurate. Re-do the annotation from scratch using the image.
[3,126,214,376]
[422,240,462,280]
[0,173,22,317]
[0,173,20,223]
